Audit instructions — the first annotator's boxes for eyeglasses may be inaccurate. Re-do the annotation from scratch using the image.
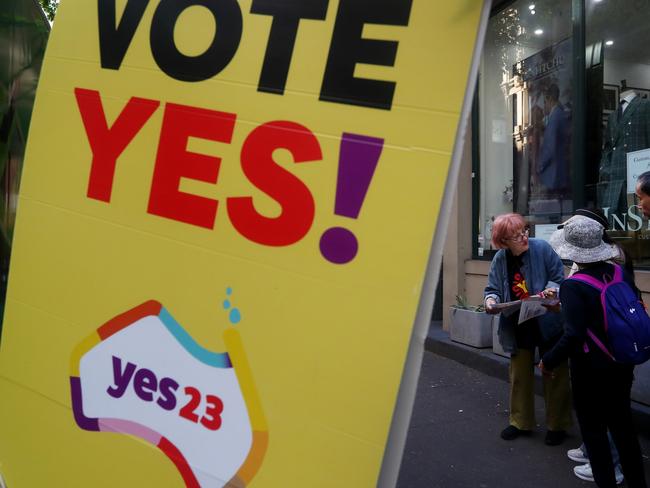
[504,228,530,242]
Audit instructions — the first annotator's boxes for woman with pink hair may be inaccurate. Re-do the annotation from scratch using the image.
[485,213,572,445]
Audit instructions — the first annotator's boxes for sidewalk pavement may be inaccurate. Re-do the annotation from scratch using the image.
[395,321,650,488]
[425,321,650,432]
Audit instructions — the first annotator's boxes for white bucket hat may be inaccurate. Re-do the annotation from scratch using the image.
[550,215,617,264]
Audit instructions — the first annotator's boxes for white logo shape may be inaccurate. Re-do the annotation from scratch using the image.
[70,301,267,487]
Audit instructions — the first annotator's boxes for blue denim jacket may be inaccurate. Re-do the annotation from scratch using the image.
[484,238,565,353]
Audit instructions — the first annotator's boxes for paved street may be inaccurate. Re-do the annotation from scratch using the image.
[396,351,650,488]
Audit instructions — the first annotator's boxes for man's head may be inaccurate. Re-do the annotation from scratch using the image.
[635,171,650,217]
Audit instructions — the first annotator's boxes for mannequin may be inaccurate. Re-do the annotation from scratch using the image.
[619,88,637,112]
[598,81,650,215]
[620,89,637,102]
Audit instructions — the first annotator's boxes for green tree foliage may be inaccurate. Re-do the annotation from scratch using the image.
[38,0,59,23]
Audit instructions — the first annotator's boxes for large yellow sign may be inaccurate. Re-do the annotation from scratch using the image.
[0,1,486,486]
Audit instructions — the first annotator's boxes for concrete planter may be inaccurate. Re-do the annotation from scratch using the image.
[449,307,493,348]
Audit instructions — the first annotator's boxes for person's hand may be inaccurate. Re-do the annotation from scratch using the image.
[540,288,561,312]
[541,288,557,299]
[485,298,499,315]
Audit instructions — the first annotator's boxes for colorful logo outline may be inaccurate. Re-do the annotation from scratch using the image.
[69,300,268,487]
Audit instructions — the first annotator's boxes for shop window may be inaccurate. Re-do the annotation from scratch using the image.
[477,0,574,255]
[477,0,573,256]
[477,0,650,265]
[586,0,650,265]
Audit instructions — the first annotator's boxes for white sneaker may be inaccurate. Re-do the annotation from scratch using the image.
[615,465,625,485]
[574,463,594,482]
[573,463,624,484]
[567,447,589,463]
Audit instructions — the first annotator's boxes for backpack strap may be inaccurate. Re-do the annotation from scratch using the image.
[568,272,605,290]
[586,329,616,361]
[568,264,622,289]
[568,265,621,329]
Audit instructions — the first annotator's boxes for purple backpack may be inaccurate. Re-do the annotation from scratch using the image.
[569,265,650,365]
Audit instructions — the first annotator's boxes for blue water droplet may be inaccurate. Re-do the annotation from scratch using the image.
[226,287,233,295]
[223,300,231,310]
[229,308,241,324]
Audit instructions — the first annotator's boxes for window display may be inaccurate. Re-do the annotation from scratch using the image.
[597,86,650,216]
[587,0,650,264]
[477,0,572,255]
[513,37,572,216]
[477,0,650,265]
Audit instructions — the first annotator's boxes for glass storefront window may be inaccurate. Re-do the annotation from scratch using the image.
[477,0,650,264]
[478,0,573,255]
[586,0,650,265]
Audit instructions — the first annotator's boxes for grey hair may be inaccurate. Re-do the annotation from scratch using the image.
[638,171,650,196]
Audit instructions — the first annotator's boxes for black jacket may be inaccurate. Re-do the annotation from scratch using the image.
[542,262,639,371]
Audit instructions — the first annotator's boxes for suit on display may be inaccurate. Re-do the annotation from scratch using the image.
[598,93,650,214]
[538,102,570,192]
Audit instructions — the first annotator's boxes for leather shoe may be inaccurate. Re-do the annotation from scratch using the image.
[501,425,531,440]
[545,430,567,446]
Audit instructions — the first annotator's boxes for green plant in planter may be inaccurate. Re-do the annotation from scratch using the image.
[449,295,492,348]
[452,294,485,313]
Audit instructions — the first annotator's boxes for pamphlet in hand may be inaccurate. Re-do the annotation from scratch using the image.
[489,296,560,324]
[489,300,521,316]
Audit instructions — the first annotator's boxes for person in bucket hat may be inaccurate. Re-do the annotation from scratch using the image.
[549,216,618,264]
[556,211,628,484]
[540,218,647,488]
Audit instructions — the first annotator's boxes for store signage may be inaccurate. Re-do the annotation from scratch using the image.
[520,53,565,82]
[0,1,486,487]
[603,205,650,232]
[626,148,650,194]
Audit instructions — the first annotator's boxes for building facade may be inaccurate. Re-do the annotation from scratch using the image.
[443,0,650,403]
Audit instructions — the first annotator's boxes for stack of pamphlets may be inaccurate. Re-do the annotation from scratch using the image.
[489,296,560,324]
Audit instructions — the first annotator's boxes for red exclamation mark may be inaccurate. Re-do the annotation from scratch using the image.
[319,133,384,264]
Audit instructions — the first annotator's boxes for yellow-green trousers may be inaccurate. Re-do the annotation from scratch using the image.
[509,348,572,431]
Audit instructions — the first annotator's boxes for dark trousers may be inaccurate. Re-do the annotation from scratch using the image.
[571,362,647,488]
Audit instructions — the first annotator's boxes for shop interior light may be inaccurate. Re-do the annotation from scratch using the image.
[534,28,544,35]
[531,9,536,14]
[605,39,614,45]
[529,4,535,9]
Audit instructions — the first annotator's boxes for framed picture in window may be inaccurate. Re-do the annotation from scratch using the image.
[603,84,619,113]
